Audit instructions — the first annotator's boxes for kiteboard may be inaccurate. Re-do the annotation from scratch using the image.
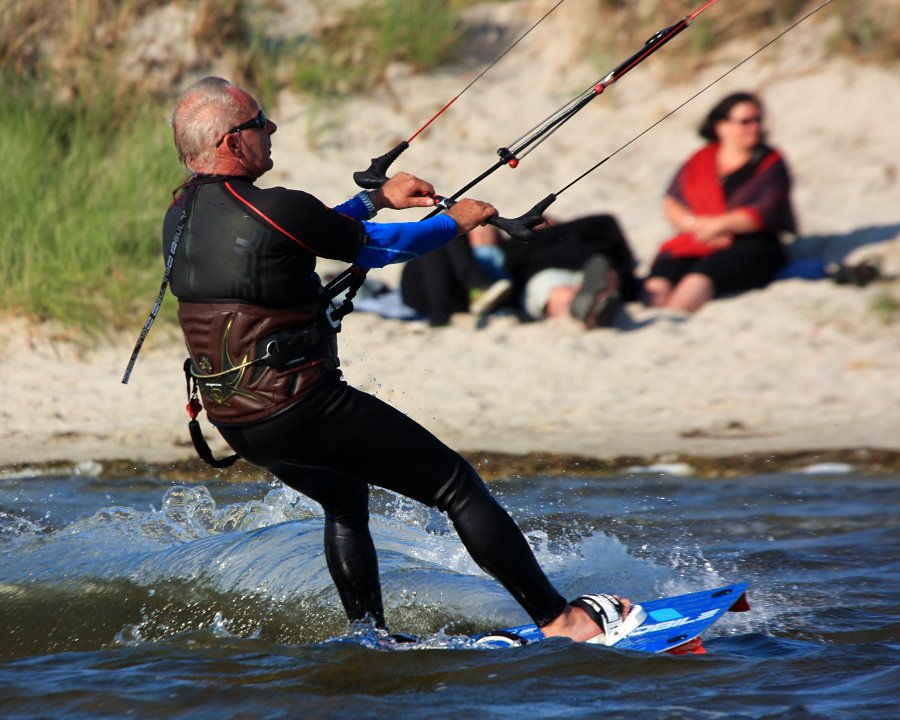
[473,582,749,654]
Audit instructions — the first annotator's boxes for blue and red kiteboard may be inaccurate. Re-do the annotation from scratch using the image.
[473,582,749,654]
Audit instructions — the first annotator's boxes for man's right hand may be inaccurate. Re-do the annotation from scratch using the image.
[445,199,498,235]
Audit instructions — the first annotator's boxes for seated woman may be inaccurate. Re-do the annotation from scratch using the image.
[644,92,798,313]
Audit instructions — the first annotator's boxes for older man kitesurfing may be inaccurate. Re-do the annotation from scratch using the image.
[149,75,632,643]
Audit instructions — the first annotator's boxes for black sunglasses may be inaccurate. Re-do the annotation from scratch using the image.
[215,110,268,147]
[729,116,762,126]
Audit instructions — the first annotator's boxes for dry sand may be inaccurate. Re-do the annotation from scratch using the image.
[3,1,900,474]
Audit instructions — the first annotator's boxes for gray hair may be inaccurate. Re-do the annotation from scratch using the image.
[172,76,246,171]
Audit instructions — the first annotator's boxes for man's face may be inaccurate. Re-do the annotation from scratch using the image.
[228,89,277,178]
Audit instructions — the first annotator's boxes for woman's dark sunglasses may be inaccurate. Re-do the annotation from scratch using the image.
[215,110,268,147]
[729,116,762,126]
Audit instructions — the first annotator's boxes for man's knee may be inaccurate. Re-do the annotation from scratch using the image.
[432,458,486,516]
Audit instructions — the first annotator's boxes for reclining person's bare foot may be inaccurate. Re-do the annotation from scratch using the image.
[570,255,622,329]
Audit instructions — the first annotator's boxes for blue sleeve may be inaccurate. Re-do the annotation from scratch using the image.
[332,193,372,221]
[355,214,459,268]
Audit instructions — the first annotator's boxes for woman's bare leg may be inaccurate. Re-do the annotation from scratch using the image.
[666,272,715,313]
[643,276,673,307]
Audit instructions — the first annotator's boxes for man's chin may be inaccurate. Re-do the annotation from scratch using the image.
[253,162,273,179]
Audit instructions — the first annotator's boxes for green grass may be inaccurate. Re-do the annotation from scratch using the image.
[827,0,900,62]
[1,0,898,336]
[293,0,465,97]
[0,75,183,333]
[870,288,900,325]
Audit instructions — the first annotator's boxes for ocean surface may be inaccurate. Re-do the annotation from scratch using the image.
[1,463,897,719]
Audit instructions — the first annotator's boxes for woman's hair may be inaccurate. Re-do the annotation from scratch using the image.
[698,92,764,142]
[171,76,245,170]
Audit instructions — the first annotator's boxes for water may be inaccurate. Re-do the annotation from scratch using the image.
[1,465,897,719]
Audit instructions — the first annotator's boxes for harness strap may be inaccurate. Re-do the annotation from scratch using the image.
[322,266,369,322]
[263,321,324,371]
[121,197,192,384]
[185,317,329,381]
[122,175,224,384]
[183,359,241,469]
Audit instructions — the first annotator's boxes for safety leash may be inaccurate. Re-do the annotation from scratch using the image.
[183,359,241,469]
[121,184,194,384]
[122,175,223,383]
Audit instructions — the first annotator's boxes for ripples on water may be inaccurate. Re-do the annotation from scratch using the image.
[1,465,897,719]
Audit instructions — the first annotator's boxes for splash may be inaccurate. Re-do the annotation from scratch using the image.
[0,477,744,655]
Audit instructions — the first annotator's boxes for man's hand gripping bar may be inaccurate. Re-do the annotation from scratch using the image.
[433,193,557,242]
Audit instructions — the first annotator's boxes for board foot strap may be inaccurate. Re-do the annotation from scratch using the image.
[474,630,529,647]
[571,594,648,646]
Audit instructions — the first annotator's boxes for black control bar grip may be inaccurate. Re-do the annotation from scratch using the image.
[487,193,557,241]
[353,141,410,189]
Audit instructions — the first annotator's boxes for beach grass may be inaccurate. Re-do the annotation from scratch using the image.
[0,74,182,334]
[1,0,897,335]
[870,288,900,324]
[292,0,465,97]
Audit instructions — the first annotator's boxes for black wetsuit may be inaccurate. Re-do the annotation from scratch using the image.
[504,214,642,302]
[399,234,498,326]
[165,176,568,628]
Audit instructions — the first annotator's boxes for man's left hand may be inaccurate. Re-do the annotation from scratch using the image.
[370,172,439,211]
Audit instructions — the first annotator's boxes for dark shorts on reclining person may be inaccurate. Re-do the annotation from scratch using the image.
[649,232,787,297]
[216,370,569,630]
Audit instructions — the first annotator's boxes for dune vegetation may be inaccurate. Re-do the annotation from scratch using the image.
[1,0,896,331]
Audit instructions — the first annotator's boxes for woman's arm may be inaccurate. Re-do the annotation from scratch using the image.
[665,195,762,246]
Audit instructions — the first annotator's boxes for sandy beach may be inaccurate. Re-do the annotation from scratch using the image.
[3,0,899,474]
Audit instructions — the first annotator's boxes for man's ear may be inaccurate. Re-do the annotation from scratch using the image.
[226,133,242,157]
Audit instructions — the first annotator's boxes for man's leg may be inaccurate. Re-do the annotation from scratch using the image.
[271,463,386,627]
[294,385,571,627]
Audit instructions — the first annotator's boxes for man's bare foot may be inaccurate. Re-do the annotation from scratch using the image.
[541,595,632,643]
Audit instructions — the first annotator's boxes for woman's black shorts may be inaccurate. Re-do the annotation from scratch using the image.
[650,233,786,296]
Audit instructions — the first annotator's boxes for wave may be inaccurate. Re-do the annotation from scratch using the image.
[0,481,743,658]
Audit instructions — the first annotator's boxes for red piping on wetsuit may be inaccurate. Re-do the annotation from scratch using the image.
[223,181,317,254]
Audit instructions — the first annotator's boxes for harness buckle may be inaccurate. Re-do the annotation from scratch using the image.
[325,303,342,330]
